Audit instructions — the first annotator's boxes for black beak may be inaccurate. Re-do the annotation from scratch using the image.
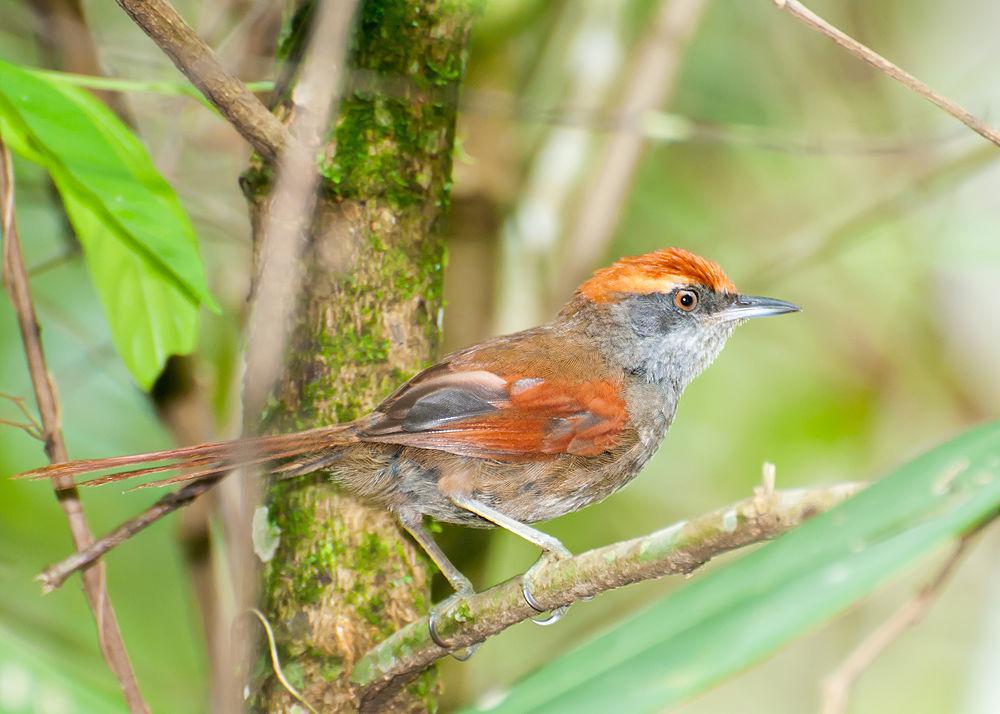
[721,294,801,322]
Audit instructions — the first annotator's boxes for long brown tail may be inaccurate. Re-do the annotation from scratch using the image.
[14,423,359,489]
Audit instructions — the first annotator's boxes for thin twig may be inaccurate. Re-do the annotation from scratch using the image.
[232,2,360,709]
[244,608,319,714]
[37,476,221,592]
[820,531,982,714]
[0,418,43,440]
[241,0,359,421]
[113,0,291,160]
[352,482,865,707]
[233,0,359,604]
[560,0,709,297]
[750,143,996,286]
[772,0,1000,149]
[0,135,150,713]
[0,392,44,440]
[35,69,960,158]
[25,0,137,124]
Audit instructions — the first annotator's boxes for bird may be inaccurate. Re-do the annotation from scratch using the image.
[18,247,798,641]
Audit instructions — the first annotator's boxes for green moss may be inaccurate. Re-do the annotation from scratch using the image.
[239,160,274,200]
[319,94,456,209]
[354,532,389,570]
[314,1,471,204]
[250,1,478,709]
[407,668,440,713]
[276,2,315,62]
[320,659,344,682]
[282,661,307,691]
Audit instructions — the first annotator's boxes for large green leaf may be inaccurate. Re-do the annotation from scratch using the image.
[0,59,217,388]
[473,420,1000,714]
[0,621,121,714]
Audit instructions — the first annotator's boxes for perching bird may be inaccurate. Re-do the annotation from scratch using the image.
[19,247,798,637]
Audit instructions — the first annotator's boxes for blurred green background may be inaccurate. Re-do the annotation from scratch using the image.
[1,0,998,712]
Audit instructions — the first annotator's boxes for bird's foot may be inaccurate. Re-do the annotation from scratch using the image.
[521,546,572,626]
[428,586,480,661]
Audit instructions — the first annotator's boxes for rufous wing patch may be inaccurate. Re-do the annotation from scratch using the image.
[361,374,628,461]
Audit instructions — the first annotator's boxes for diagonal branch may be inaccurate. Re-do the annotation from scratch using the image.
[820,527,986,714]
[26,0,137,123]
[241,0,359,422]
[771,0,1000,149]
[113,0,291,160]
[37,476,222,592]
[351,482,864,707]
[559,0,709,297]
[0,135,149,713]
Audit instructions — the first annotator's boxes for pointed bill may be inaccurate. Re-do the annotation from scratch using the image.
[722,294,801,321]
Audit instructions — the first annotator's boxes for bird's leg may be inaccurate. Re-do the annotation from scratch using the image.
[398,509,479,659]
[448,494,571,626]
[398,509,473,595]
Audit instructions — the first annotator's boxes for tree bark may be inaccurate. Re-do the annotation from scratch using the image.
[242,2,477,711]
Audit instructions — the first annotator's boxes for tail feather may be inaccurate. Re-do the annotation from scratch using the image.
[122,444,340,490]
[15,424,358,488]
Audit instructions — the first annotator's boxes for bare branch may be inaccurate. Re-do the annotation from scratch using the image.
[33,0,361,657]
[25,0,136,123]
[751,144,997,286]
[352,482,864,706]
[232,2,360,708]
[0,135,150,713]
[772,0,1000,149]
[0,392,44,440]
[37,476,221,592]
[113,0,291,160]
[560,0,709,296]
[241,0,359,420]
[820,531,984,714]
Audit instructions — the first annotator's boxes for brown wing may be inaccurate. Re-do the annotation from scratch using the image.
[358,329,629,461]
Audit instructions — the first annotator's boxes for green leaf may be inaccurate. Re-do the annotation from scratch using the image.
[0,622,122,714]
[0,59,218,388]
[31,68,273,106]
[473,420,1000,714]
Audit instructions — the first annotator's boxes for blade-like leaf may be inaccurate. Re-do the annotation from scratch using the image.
[473,420,1000,714]
[0,59,217,388]
[32,69,274,106]
[0,622,122,713]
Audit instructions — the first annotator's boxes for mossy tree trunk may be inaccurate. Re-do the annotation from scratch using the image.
[242,2,477,710]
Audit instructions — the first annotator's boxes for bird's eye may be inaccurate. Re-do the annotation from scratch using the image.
[674,289,698,311]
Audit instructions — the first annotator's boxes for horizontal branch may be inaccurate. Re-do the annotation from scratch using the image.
[352,482,865,706]
[772,0,1000,149]
[38,70,962,157]
[114,0,290,160]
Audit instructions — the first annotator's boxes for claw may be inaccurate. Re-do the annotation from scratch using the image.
[428,590,480,661]
[521,550,571,625]
[450,642,481,661]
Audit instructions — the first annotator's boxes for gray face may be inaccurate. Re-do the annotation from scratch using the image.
[607,287,740,389]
